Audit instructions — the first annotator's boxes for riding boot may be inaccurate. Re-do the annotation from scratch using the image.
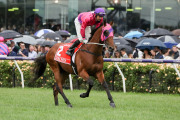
[66,40,80,56]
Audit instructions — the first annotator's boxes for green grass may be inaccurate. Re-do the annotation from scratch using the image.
[0,88,180,120]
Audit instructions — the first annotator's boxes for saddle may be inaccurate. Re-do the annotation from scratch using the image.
[54,40,83,75]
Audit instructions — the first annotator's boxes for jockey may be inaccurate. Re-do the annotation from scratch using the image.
[66,8,106,56]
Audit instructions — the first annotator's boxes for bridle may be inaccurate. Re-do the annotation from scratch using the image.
[80,24,114,56]
[86,42,105,46]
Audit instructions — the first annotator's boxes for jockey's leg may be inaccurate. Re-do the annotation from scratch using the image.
[85,26,91,42]
[66,17,82,56]
[74,17,83,40]
[79,69,94,98]
[66,40,80,56]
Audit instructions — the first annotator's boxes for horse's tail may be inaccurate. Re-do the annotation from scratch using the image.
[32,55,47,81]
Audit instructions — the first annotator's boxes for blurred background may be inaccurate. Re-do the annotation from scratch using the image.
[0,0,180,35]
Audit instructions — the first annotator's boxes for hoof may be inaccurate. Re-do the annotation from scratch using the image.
[67,104,73,108]
[55,101,59,106]
[109,102,116,108]
[55,104,59,106]
[80,93,89,98]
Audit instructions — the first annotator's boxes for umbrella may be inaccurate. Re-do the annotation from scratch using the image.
[36,39,45,45]
[157,35,180,43]
[41,41,57,47]
[157,35,180,49]
[172,29,180,38]
[143,28,173,37]
[124,38,138,48]
[176,43,180,48]
[129,28,145,33]
[163,42,178,49]
[124,31,143,39]
[0,30,23,39]
[34,29,54,37]
[30,35,39,39]
[36,39,56,47]
[41,32,63,41]
[55,30,71,37]
[64,37,78,43]
[136,38,166,50]
[117,45,133,55]
[13,35,37,45]
[113,37,130,46]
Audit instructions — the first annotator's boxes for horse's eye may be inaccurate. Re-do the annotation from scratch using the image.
[104,30,110,37]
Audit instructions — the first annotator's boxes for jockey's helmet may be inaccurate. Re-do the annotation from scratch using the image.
[94,8,106,17]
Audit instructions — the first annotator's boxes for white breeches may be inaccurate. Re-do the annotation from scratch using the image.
[74,17,91,43]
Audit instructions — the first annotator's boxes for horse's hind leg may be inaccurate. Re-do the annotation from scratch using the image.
[96,71,116,108]
[55,81,72,107]
[79,70,93,98]
[51,66,72,107]
[53,84,59,106]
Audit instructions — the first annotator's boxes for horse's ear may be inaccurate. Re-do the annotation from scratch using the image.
[103,18,107,26]
[109,21,114,26]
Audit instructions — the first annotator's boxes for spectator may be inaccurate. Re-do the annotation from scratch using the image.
[37,46,46,57]
[17,42,28,57]
[37,45,41,53]
[8,46,17,56]
[162,48,172,60]
[142,49,151,59]
[133,48,143,59]
[114,50,120,58]
[150,50,156,59]
[169,50,174,58]
[154,47,163,59]
[28,45,37,57]
[0,27,5,32]
[128,54,133,58]
[10,41,20,54]
[0,37,9,55]
[172,45,179,59]
[33,45,38,53]
[45,46,50,54]
[104,48,110,58]
[12,25,18,32]
[120,48,128,58]
[104,51,110,58]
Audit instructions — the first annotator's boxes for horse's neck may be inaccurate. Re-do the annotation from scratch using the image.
[86,27,103,55]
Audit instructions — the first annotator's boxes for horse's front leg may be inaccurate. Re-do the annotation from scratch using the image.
[79,70,94,98]
[96,71,116,108]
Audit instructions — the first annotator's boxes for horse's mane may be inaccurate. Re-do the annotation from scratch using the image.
[88,23,103,42]
[88,19,107,42]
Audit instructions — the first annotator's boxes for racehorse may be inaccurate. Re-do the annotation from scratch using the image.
[32,21,116,108]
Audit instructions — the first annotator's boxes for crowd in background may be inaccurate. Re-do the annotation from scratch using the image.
[0,24,180,60]
[104,45,180,60]
[0,37,50,58]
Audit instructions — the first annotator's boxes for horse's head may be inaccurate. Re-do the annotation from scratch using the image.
[101,21,115,53]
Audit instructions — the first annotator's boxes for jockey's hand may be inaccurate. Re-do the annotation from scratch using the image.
[81,38,88,44]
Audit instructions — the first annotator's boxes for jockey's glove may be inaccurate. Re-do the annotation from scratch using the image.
[80,38,88,44]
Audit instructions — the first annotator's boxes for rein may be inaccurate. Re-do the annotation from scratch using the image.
[85,42,105,46]
[79,40,105,56]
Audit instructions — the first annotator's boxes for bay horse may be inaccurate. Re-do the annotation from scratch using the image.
[32,21,116,108]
